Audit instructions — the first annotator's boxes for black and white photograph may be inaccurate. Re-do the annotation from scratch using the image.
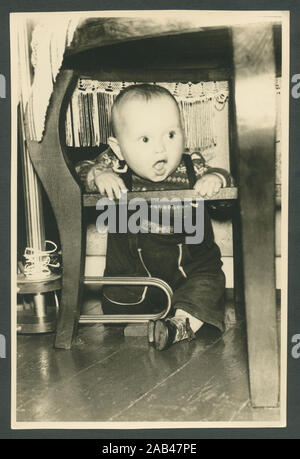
[11,9,288,428]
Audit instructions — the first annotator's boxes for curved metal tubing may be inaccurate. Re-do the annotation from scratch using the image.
[80,276,173,323]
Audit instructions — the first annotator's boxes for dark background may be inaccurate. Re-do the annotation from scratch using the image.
[0,0,299,440]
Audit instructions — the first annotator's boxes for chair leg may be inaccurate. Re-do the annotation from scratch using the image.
[232,24,279,407]
[54,206,84,349]
[232,204,245,321]
[24,70,85,349]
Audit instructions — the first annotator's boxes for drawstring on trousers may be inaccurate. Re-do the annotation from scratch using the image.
[137,248,152,277]
[177,243,187,279]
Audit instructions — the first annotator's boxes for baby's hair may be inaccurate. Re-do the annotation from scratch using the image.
[110,83,179,136]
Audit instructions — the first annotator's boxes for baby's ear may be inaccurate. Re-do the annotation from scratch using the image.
[108,137,124,161]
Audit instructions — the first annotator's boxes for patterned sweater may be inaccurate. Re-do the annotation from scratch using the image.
[75,147,233,193]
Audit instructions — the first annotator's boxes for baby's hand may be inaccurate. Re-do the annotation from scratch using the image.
[194,174,223,198]
[94,170,128,200]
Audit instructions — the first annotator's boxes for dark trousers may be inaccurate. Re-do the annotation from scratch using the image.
[102,231,225,332]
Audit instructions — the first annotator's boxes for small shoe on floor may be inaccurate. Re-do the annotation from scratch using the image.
[148,317,195,351]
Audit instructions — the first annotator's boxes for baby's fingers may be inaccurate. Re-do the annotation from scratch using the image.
[95,180,107,197]
[95,175,125,200]
[194,180,208,198]
[114,176,128,197]
[104,183,115,201]
[109,176,128,200]
[205,181,219,198]
[213,180,222,196]
[206,178,222,198]
[94,177,114,200]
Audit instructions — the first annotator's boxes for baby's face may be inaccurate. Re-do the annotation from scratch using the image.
[113,95,184,182]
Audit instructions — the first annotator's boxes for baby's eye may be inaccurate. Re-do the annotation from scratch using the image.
[142,136,149,143]
[168,131,176,139]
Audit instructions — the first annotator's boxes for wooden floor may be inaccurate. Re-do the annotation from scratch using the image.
[16,287,281,424]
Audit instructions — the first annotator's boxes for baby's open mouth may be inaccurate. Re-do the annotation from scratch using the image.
[153,159,167,175]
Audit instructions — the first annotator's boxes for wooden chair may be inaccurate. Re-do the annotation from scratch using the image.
[24,20,280,408]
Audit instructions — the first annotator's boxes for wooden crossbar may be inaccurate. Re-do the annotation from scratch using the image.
[83,186,238,207]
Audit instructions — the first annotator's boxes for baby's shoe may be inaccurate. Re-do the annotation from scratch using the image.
[148,317,195,351]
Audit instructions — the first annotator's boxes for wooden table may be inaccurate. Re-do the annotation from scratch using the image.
[24,21,279,408]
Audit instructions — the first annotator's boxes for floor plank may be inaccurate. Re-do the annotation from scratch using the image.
[111,324,251,422]
[16,290,281,424]
[17,325,222,422]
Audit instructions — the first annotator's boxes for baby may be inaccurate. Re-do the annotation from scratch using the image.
[76,84,233,351]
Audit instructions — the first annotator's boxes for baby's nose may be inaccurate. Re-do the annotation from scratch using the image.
[155,140,166,154]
